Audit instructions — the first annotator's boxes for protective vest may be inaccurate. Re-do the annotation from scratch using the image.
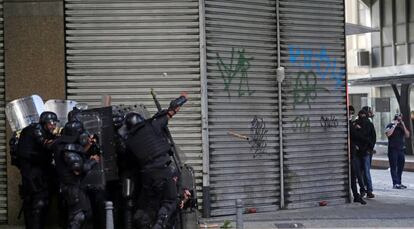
[125,121,171,168]
[55,136,83,184]
[17,123,53,165]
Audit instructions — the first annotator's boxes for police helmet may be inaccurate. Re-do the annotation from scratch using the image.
[63,121,85,137]
[113,114,125,129]
[39,111,59,125]
[67,107,81,122]
[125,112,144,129]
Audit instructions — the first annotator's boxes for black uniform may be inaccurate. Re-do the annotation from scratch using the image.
[16,123,56,229]
[54,131,97,229]
[114,126,140,229]
[126,111,178,229]
[349,120,368,204]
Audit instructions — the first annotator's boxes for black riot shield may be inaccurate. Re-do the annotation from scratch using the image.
[72,106,119,190]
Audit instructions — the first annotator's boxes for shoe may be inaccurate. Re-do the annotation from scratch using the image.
[393,184,402,189]
[360,190,366,198]
[367,192,375,198]
[400,184,407,189]
[354,197,367,205]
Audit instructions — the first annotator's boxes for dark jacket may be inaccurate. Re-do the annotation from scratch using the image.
[54,136,97,185]
[354,117,376,156]
[349,120,369,158]
[17,123,55,166]
[125,111,171,170]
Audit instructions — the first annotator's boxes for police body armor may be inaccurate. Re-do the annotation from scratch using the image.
[56,142,95,229]
[17,123,56,229]
[125,121,171,168]
[55,137,83,184]
[17,123,54,164]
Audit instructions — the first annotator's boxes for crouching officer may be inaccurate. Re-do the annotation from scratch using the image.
[16,111,59,229]
[54,121,100,229]
[125,93,188,229]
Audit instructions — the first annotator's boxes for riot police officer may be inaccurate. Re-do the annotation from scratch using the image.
[125,93,188,229]
[16,111,59,229]
[111,109,139,229]
[54,121,100,229]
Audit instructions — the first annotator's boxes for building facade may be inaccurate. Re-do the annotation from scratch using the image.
[347,0,414,146]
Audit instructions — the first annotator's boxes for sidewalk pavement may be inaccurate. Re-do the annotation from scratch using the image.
[372,144,414,171]
[205,169,414,228]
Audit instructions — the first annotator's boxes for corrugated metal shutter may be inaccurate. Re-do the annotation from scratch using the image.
[279,0,348,208]
[0,0,6,223]
[64,0,203,199]
[205,0,280,216]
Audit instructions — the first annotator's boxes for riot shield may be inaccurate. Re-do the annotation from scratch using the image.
[44,99,78,128]
[73,111,105,190]
[72,106,118,189]
[6,95,45,132]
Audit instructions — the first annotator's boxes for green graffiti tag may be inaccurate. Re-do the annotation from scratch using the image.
[216,48,255,97]
[293,71,329,109]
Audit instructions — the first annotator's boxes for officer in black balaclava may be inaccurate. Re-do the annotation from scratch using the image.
[54,121,100,229]
[16,111,59,229]
[125,93,188,229]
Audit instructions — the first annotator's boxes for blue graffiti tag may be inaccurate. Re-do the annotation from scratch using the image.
[288,45,345,89]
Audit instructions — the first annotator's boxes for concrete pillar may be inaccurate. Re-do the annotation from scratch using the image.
[4,0,65,224]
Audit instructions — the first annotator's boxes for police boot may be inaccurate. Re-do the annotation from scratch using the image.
[30,199,47,229]
[152,214,169,229]
[124,199,134,229]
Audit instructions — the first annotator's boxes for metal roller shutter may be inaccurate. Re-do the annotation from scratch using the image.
[64,0,203,201]
[0,0,6,223]
[279,0,348,208]
[205,0,280,216]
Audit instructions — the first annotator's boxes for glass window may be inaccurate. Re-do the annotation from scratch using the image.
[396,24,407,44]
[372,47,381,67]
[396,45,407,65]
[383,46,393,66]
[410,22,414,42]
[372,32,381,47]
[382,26,393,45]
[395,0,406,24]
[383,0,393,26]
[410,0,414,22]
[358,1,370,26]
[372,0,380,28]
[410,44,414,64]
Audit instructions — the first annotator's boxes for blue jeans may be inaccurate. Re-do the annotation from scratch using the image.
[362,154,373,192]
[388,149,405,185]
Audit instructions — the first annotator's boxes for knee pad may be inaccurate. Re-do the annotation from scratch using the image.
[153,213,169,229]
[32,199,47,215]
[134,209,152,228]
[69,211,86,229]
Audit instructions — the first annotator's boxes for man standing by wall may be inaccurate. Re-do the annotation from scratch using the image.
[354,109,376,198]
[349,105,367,205]
[385,113,410,189]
